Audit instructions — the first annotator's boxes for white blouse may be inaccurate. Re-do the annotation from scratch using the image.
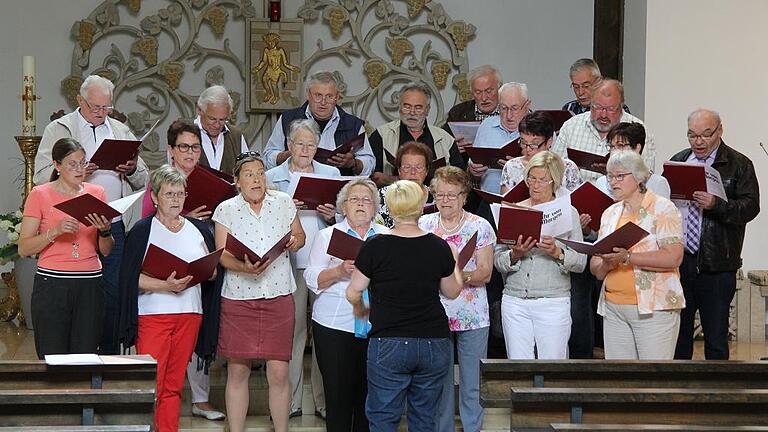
[213,191,297,300]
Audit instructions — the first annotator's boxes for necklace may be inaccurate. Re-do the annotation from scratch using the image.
[158,216,183,231]
[54,180,83,196]
[439,211,465,233]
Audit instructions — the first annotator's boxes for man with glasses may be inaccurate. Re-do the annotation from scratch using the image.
[369,81,464,187]
[552,79,654,183]
[443,65,502,156]
[561,58,630,116]
[34,75,148,356]
[263,70,374,176]
[194,85,249,175]
[671,109,759,360]
[470,82,530,194]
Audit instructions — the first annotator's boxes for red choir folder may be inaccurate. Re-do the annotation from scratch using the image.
[326,229,365,261]
[199,164,235,183]
[89,138,143,171]
[473,181,530,205]
[465,139,522,167]
[569,182,615,231]
[141,245,224,289]
[496,205,543,245]
[662,162,707,201]
[53,193,121,226]
[314,133,366,164]
[457,231,479,269]
[556,221,649,255]
[183,165,236,212]
[539,110,573,132]
[567,148,610,174]
[225,232,291,264]
[292,176,351,210]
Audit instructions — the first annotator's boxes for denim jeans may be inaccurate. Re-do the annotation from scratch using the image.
[436,327,489,432]
[366,337,451,432]
[98,220,124,355]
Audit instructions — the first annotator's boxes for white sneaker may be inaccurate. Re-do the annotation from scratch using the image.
[191,404,226,420]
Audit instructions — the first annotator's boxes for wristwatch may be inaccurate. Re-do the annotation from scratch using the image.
[464,273,472,284]
[556,248,565,265]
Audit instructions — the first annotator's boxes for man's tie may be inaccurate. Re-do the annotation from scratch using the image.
[684,158,707,254]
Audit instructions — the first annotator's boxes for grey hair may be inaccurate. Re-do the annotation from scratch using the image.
[523,151,565,192]
[80,75,114,98]
[498,82,529,101]
[150,164,187,196]
[336,178,381,215]
[304,70,339,93]
[607,150,651,191]
[592,79,625,104]
[569,58,601,79]
[400,81,432,101]
[467,65,502,89]
[288,119,320,144]
[197,85,233,111]
[688,108,722,124]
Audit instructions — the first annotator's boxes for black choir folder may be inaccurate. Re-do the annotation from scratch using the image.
[465,139,521,167]
[496,205,543,245]
[556,221,649,255]
[569,181,615,231]
[53,193,121,226]
[141,245,223,289]
[314,133,366,164]
[567,148,610,174]
[183,165,236,213]
[225,232,291,264]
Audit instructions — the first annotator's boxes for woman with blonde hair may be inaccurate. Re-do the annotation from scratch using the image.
[347,180,464,432]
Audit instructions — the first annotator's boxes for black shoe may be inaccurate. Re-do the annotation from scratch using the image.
[289,409,303,418]
[314,409,326,420]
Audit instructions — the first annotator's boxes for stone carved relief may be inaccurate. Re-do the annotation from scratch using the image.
[246,20,303,111]
[62,0,265,169]
[296,0,476,126]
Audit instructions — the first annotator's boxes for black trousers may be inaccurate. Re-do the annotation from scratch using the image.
[674,253,736,360]
[31,271,104,359]
[312,321,369,432]
[568,269,597,359]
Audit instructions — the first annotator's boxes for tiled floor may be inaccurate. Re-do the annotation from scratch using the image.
[1,315,766,431]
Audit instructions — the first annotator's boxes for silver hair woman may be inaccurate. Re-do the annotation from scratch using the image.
[590,150,685,360]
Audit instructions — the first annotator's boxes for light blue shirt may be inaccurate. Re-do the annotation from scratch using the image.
[473,116,520,194]
[263,106,375,176]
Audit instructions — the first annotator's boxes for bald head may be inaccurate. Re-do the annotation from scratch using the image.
[591,79,624,105]
[687,109,723,159]
[688,109,721,125]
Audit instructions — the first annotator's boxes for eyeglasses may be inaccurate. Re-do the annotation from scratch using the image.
[606,172,633,182]
[591,104,622,114]
[173,143,202,153]
[525,176,554,186]
[687,123,721,141]
[434,192,463,201]
[519,137,548,150]
[607,142,633,151]
[400,164,426,173]
[499,101,529,114]
[200,111,228,125]
[400,103,426,115]
[570,81,594,91]
[290,140,318,150]
[82,98,113,114]
[346,196,373,205]
[64,159,89,171]
[160,191,188,199]
[309,91,338,103]
[236,151,262,162]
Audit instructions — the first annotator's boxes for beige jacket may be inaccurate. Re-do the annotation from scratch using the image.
[375,119,455,176]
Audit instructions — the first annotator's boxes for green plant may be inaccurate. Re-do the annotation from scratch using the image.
[0,211,23,263]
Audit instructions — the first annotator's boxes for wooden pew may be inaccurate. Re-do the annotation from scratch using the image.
[551,424,768,431]
[0,356,156,427]
[506,387,768,429]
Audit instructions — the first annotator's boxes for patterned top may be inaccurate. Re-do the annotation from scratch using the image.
[596,191,685,315]
[212,191,297,300]
[551,111,656,183]
[500,155,583,193]
[418,211,496,331]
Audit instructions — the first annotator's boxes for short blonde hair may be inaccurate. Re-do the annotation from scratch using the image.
[523,151,565,191]
[384,180,426,224]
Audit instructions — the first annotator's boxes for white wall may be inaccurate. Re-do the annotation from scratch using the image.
[623,0,646,117]
[644,0,768,271]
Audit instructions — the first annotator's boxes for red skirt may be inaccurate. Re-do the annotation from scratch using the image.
[217,294,295,361]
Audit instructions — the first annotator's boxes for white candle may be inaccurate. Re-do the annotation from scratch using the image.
[22,56,36,136]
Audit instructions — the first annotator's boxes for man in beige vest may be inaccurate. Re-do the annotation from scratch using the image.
[194,85,249,176]
[369,82,465,187]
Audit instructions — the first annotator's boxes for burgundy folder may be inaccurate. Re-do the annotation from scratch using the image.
[539,110,573,132]
[292,176,351,210]
[569,182,615,231]
[556,221,649,255]
[662,162,707,201]
[465,139,522,167]
[89,138,142,171]
[314,133,366,164]
[457,231,479,269]
[141,245,224,289]
[53,193,120,226]
[183,165,236,213]
[496,205,543,245]
[473,181,530,205]
[198,164,235,183]
[225,232,291,264]
[326,229,365,261]
[567,148,610,174]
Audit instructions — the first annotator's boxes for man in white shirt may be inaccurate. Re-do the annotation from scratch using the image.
[194,85,249,175]
[35,75,148,356]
